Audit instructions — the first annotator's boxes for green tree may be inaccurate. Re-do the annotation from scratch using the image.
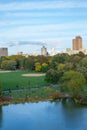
[0,56,9,68]
[79,57,87,68]
[6,60,17,70]
[77,57,87,80]
[64,63,74,71]
[35,55,50,64]
[1,60,16,70]
[78,51,85,58]
[61,70,86,97]
[19,57,26,70]
[1,60,8,70]
[7,55,24,69]
[45,69,62,84]
[50,53,70,70]
[24,56,35,71]
[70,55,81,70]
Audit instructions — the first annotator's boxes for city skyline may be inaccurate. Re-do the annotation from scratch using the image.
[0,35,87,57]
[0,0,87,55]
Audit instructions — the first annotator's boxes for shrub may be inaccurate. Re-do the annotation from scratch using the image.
[50,91,62,100]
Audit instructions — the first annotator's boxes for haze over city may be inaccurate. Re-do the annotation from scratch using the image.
[0,0,87,55]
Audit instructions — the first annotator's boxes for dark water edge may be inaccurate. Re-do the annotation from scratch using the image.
[0,100,87,130]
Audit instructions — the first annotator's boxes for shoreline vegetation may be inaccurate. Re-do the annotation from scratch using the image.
[1,93,87,106]
[1,85,61,106]
[1,85,87,106]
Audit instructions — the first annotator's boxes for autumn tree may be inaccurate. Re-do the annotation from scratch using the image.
[41,63,48,72]
[35,62,41,72]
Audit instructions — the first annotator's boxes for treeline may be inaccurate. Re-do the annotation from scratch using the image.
[45,52,87,83]
[0,52,87,78]
[0,52,87,99]
[0,55,50,72]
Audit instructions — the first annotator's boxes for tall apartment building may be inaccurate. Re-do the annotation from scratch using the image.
[0,48,8,57]
[72,36,82,50]
[41,46,48,56]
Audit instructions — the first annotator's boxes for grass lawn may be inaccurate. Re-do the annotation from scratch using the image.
[3,87,60,100]
[0,71,49,91]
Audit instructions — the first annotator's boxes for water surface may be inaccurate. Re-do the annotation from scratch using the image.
[0,101,87,130]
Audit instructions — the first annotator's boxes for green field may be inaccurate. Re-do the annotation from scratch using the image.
[3,87,60,100]
[0,71,49,91]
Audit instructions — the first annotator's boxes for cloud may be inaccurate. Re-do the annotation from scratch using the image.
[7,41,47,47]
[0,1,87,11]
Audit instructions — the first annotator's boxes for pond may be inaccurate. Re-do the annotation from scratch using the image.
[0,101,87,130]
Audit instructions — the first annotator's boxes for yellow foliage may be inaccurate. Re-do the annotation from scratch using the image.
[42,63,48,67]
[35,62,41,72]
[57,63,65,71]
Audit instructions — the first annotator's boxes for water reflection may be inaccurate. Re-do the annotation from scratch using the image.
[61,100,87,129]
[0,106,2,128]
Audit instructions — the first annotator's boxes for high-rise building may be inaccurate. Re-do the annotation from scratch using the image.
[41,46,48,56]
[72,36,82,50]
[0,48,8,57]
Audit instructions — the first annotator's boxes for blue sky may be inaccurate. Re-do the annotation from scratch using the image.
[0,0,87,55]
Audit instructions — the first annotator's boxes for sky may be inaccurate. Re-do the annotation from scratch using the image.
[0,0,87,55]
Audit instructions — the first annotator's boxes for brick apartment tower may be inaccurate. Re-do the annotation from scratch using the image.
[0,48,8,57]
[72,36,82,50]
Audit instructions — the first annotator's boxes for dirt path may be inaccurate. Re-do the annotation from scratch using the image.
[0,70,12,73]
[3,84,61,94]
[22,73,45,77]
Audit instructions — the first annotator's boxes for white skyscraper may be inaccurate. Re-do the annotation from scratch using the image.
[41,46,48,56]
